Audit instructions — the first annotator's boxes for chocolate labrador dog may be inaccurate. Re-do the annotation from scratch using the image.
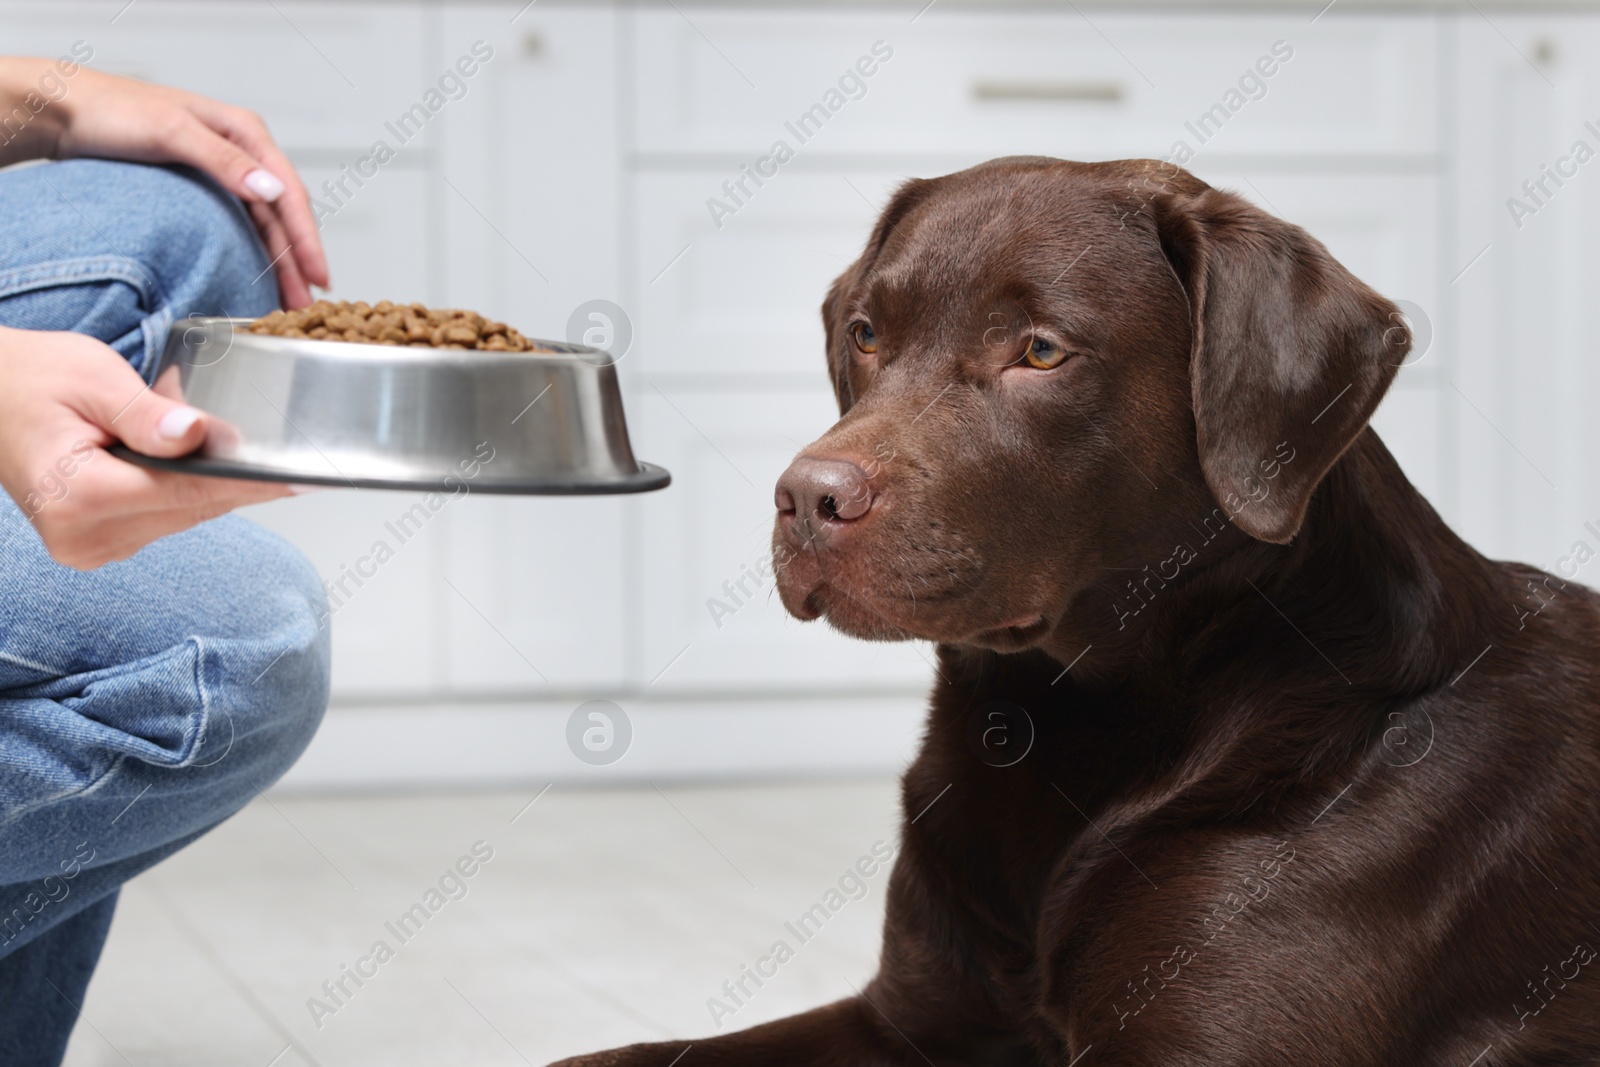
[555,158,1600,1065]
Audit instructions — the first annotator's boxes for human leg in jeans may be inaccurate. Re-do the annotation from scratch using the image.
[0,159,332,1066]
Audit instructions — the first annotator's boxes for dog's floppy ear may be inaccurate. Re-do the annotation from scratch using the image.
[822,177,938,415]
[1152,185,1405,544]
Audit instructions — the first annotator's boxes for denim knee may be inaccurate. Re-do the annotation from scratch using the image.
[179,515,332,792]
[88,161,278,319]
[0,159,277,373]
[112,515,331,845]
[0,511,329,879]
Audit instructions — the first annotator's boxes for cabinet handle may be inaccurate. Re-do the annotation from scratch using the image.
[970,79,1124,103]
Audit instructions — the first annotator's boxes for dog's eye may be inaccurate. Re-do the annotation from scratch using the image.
[1024,337,1068,370]
[849,322,878,355]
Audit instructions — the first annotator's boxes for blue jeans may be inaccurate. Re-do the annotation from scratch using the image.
[0,160,332,1066]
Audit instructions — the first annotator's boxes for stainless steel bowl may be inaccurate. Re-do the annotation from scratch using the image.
[112,317,669,494]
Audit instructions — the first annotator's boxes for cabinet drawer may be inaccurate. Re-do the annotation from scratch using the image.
[632,10,1438,160]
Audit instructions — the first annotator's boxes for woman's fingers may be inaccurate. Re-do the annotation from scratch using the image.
[51,72,331,299]
[191,99,329,289]
[248,200,312,309]
[0,328,296,570]
[157,110,278,204]
[45,353,291,516]
[62,343,209,458]
[150,101,328,306]
[244,137,328,290]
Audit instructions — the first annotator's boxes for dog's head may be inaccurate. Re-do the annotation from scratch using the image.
[771,157,1407,650]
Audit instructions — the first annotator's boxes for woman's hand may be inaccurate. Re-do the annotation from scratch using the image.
[0,325,293,570]
[1,58,329,309]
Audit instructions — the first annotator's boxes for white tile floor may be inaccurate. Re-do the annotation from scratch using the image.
[61,779,901,1067]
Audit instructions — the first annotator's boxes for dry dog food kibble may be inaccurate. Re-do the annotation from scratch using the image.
[247,300,552,352]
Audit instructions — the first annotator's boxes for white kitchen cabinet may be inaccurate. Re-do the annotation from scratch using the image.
[432,6,631,694]
[293,165,433,306]
[434,493,630,692]
[631,9,1439,162]
[436,5,621,338]
[1455,16,1600,572]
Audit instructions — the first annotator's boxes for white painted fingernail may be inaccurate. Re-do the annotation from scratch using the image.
[244,168,285,201]
[289,483,326,495]
[158,406,203,439]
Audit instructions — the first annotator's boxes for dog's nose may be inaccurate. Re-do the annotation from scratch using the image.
[775,457,874,542]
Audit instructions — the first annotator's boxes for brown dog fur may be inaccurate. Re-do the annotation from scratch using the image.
[552,158,1600,1066]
